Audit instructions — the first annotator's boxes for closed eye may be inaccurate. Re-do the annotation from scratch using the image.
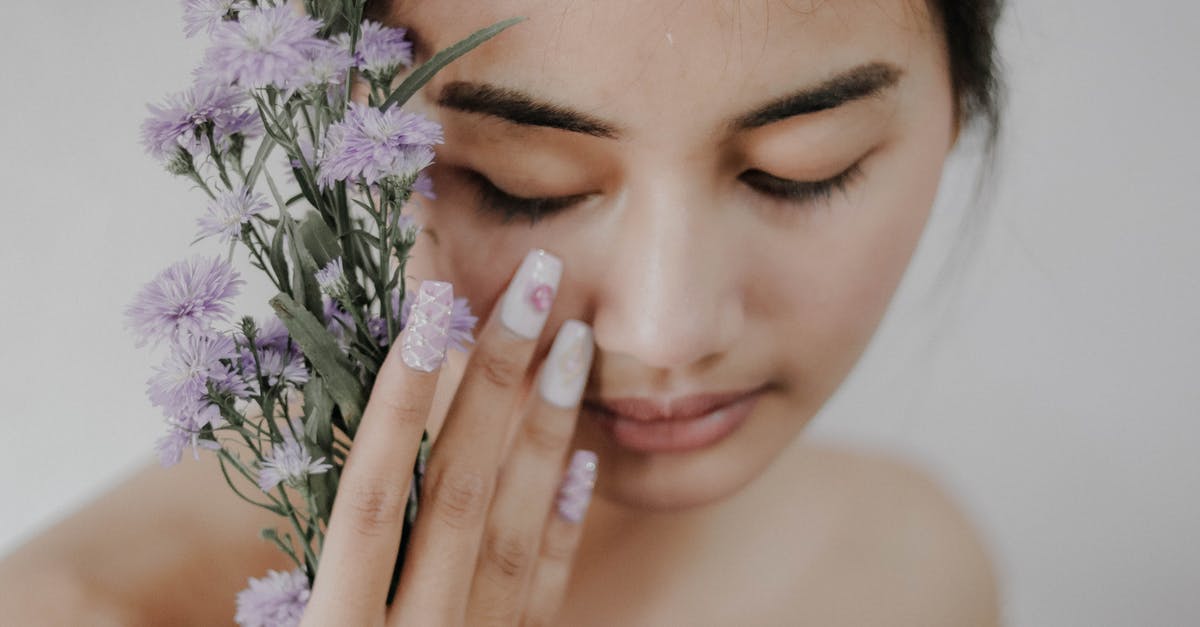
[467,160,864,225]
[466,170,591,225]
[739,162,864,206]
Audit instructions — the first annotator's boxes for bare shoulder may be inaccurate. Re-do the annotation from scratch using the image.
[782,442,1003,626]
[0,454,291,625]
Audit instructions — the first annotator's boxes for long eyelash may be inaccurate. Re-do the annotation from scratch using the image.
[741,162,865,206]
[467,171,588,226]
[468,162,863,225]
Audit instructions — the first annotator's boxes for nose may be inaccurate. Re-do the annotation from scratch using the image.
[588,182,744,371]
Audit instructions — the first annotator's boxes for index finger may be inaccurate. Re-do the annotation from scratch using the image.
[303,280,454,623]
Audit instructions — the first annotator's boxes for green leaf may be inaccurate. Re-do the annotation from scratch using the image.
[302,375,335,453]
[293,167,323,209]
[380,17,525,111]
[285,215,325,320]
[298,212,343,270]
[346,228,381,249]
[245,136,278,188]
[269,223,291,294]
[309,466,340,524]
[271,293,365,429]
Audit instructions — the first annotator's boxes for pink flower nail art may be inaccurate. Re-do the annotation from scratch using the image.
[528,283,555,313]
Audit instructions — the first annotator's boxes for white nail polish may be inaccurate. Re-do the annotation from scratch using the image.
[539,320,594,408]
[500,249,562,339]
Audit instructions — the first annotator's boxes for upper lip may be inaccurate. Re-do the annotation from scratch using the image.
[583,385,766,422]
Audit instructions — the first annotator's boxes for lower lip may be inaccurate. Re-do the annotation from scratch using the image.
[587,392,762,454]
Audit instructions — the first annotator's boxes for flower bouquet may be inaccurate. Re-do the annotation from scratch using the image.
[125,2,518,623]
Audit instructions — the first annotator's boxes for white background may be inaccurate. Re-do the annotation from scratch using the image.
[1,2,1197,625]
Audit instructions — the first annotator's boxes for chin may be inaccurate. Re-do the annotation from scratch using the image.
[572,392,803,512]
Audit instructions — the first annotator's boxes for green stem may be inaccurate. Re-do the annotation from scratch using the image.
[277,488,320,571]
[243,226,284,292]
[262,169,291,218]
[305,490,326,553]
[217,450,284,514]
[267,532,304,570]
[206,130,234,190]
[361,185,399,345]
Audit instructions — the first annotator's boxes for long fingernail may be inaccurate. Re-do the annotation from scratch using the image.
[400,280,453,372]
[539,320,593,408]
[500,249,562,339]
[556,450,597,523]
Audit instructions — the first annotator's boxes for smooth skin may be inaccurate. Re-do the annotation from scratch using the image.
[0,0,1002,624]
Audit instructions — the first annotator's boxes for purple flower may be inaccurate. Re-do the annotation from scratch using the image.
[367,316,388,345]
[147,333,242,423]
[396,213,423,240]
[340,21,412,78]
[314,258,347,298]
[203,6,324,89]
[413,172,436,199]
[446,296,479,353]
[197,187,270,242]
[252,316,294,353]
[240,317,309,389]
[245,347,309,388]
[323,298,354,346]
[126,256,244,347]
[258,435,332,492]
[182,0,249,38]
[156,420,222,468]
[141,82,261,161]
[234,568,310,627]
[317,101,442,189]
[289,39,355,94]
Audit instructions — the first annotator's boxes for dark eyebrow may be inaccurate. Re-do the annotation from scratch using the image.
[733,62,903,130]
[435,61,900,140]
[437,81,619,139]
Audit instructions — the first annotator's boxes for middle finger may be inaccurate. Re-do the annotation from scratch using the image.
[391,249,563,624]
[464,319,594,624]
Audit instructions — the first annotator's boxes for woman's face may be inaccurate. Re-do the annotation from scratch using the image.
[388,0,958,511]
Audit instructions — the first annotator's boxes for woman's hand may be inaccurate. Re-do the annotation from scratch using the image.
[300,249,597,627]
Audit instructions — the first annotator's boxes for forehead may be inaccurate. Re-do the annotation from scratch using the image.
[392,0,940,133]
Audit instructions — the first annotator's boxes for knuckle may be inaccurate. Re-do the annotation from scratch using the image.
[473,347,523,389]
[343,482,408,537]
[540,527,577,563]
[477,607,522,627]
[520,417,570,458]
[482,528,534,581]
[426,467,491,529]
[373,388,427,428]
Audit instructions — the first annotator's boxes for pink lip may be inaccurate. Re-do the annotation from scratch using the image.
[584,387,764,422]
[583,386,767,453]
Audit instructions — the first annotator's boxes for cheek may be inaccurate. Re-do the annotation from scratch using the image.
[757,135,948,398]
[409,165,562,327]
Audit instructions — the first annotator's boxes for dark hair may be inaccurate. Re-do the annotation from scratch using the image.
[929,0,1006,145]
